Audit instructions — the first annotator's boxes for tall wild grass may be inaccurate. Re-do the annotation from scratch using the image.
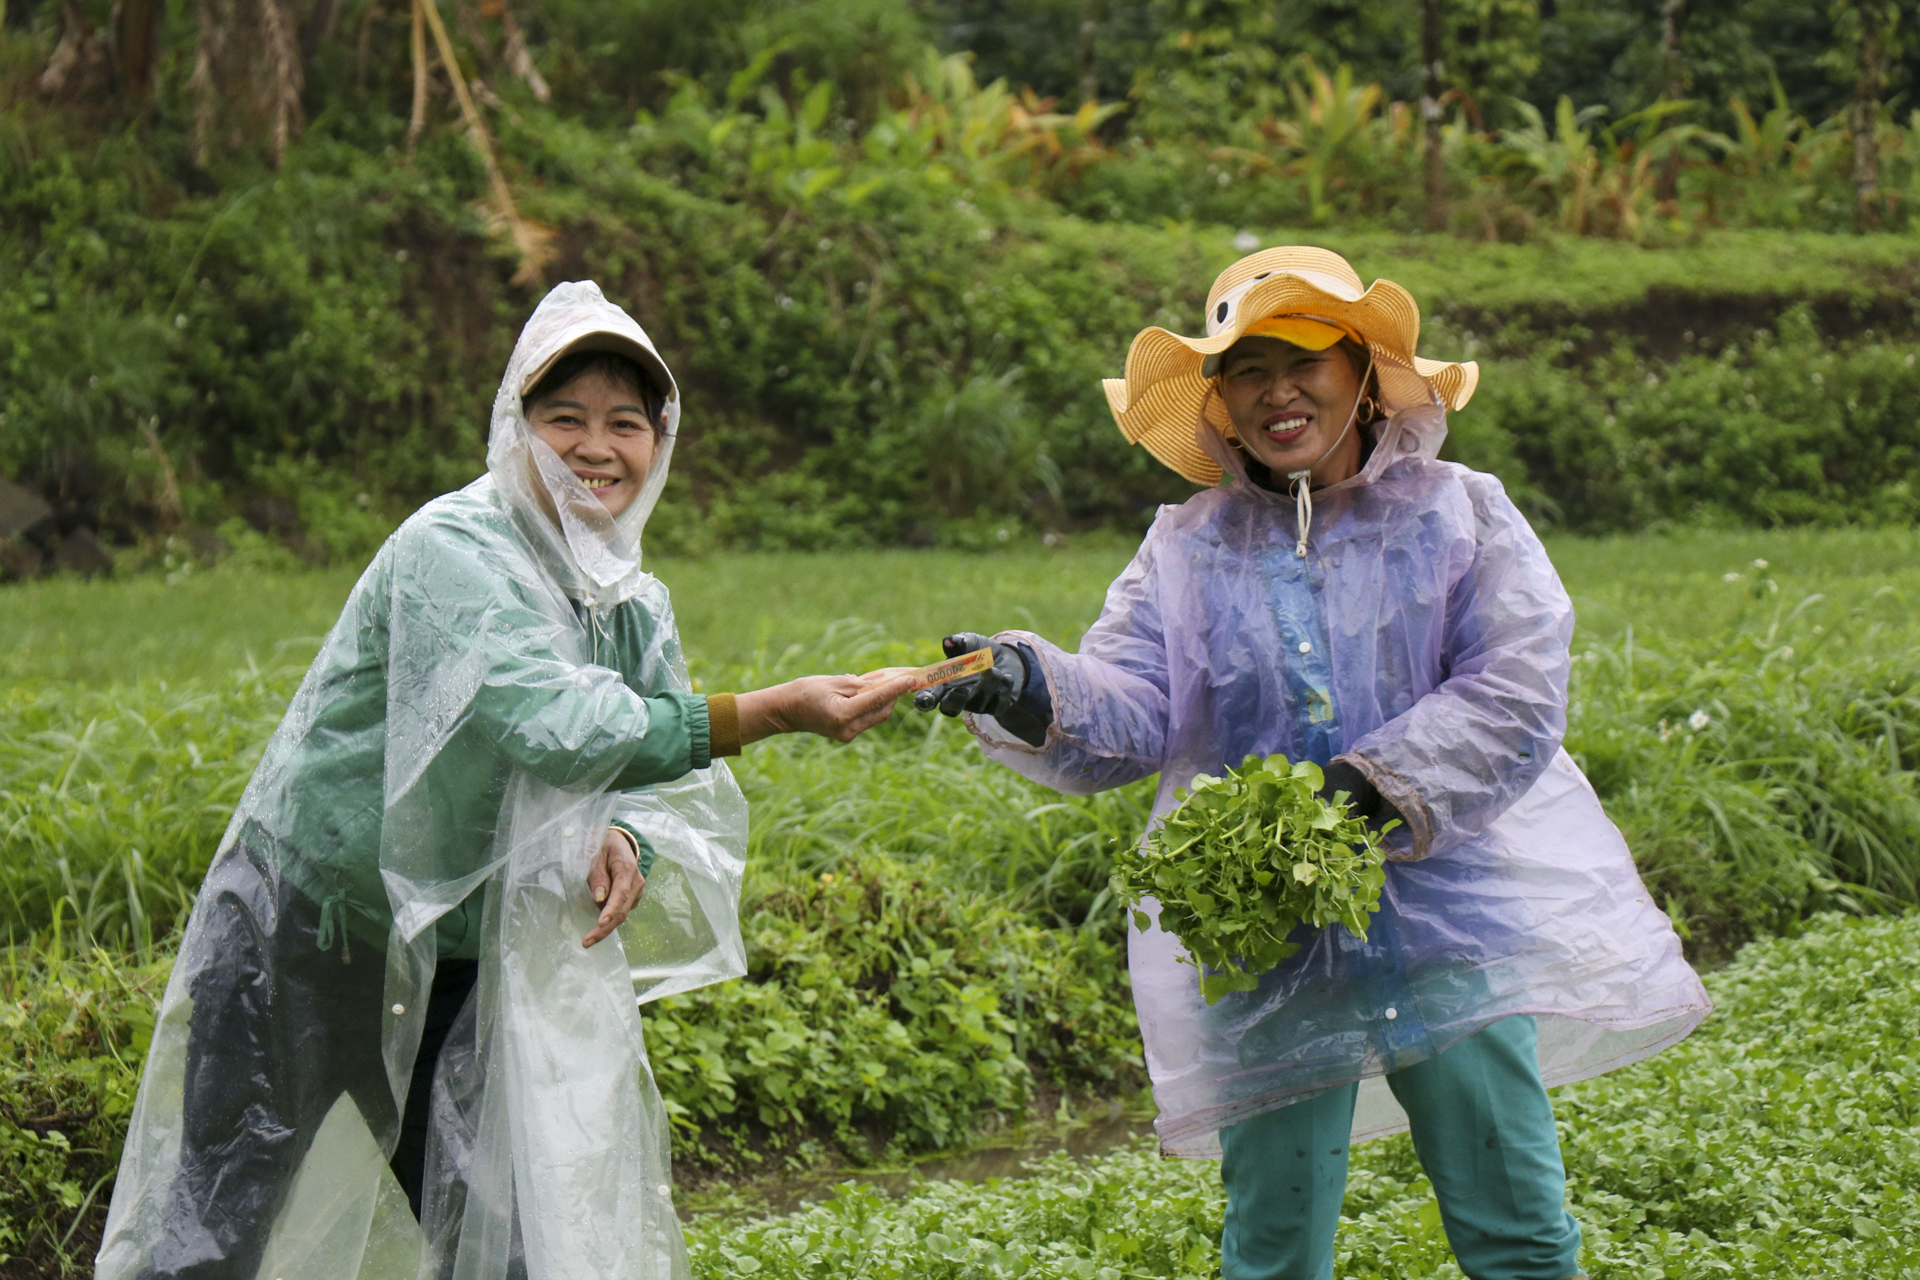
[3,545,1917,958]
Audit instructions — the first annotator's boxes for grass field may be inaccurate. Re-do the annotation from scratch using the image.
[6,525,1917,684]
[2,527,1918,1275]
[2,524,1916,951]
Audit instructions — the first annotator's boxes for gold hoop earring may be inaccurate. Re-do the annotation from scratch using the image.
[1358,395,1380,424]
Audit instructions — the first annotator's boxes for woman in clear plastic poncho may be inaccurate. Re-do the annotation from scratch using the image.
[98,281,916,1280]
[920,248,1710,1280]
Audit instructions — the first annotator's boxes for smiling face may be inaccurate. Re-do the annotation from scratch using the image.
[526,368,661,517]
[1217,337,1368,487]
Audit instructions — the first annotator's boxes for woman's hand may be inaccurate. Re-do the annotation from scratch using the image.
[583,827,644,948]
[736,672,919,746]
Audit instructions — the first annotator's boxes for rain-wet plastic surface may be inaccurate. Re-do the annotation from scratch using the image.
[97,283,746,1279]
[970,405,1710,1158]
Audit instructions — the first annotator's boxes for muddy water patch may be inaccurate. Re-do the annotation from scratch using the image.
[680,1100,1157,1221]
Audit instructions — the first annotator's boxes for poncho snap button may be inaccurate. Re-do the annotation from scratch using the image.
[657,1184,671,1198]
[1384,1007,1398,1020]
[391,1004,406,1016]
[1297,641,1312,654]
[563,826,578,838]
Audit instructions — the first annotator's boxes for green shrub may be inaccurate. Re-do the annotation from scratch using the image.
[1452,308,1920,531]
[0,122,507,554]
[651,853,1140,1165]
[0,938,168,1276]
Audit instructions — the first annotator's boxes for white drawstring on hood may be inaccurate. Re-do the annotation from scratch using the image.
[1282,352,1375,559]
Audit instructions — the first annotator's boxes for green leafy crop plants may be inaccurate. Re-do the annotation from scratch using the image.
[1112,755,1393,1004]
[647,852,1142,1168]
[12,915,1920,1277]
[677,912,1920,1279]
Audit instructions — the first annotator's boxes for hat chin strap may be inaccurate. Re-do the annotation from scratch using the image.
[1284,353,1374,559]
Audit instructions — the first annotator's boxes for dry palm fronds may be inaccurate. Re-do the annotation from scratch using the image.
[180,0,308,169]
[37,1,108,97]
[257,0,305,167]
[411,0,552,286]
[407,0,430,149]
[188,0,227,168]
[501,7,550,103]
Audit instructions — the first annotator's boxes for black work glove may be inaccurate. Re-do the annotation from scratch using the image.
[1319,758,1402,831]
[912,633,1049,747]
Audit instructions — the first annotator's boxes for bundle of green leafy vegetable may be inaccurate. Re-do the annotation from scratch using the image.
[1112,754,1396,1004]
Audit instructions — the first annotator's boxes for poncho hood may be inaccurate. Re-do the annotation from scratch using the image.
[488,280,681,605]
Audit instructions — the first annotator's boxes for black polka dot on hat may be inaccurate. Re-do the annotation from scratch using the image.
[1216,301,1230,323]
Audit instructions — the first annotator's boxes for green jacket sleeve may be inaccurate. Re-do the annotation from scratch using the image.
[394,518,710,792]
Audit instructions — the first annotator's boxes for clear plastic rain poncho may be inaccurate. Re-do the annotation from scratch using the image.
[97,282,747,1278]
[971,403,1710,1158]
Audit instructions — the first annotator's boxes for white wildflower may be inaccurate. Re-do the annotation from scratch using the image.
[1687,710,1710,731]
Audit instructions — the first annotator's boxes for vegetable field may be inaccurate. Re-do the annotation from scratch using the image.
[680,913,1920,1280]
[3,526,1919,1275]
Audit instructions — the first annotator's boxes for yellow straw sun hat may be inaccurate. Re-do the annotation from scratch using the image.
[1103,246,1480,486]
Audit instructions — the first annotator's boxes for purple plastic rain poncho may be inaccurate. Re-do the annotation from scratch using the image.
[969,403,1710,1158]
[96,282,747,1279]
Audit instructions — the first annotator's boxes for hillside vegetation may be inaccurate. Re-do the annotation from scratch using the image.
[3,0,1918,565]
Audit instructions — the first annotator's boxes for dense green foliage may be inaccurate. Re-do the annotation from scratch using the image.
[1454,307,1920,528]
[0,939,167,1274]
[4,0,1917,556]
[1112,754,1390,1003]
[678,912,1920,1279]
[650,854,1137,1158]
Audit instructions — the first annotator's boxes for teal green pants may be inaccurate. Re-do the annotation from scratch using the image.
[1218,1016,1583,1280]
